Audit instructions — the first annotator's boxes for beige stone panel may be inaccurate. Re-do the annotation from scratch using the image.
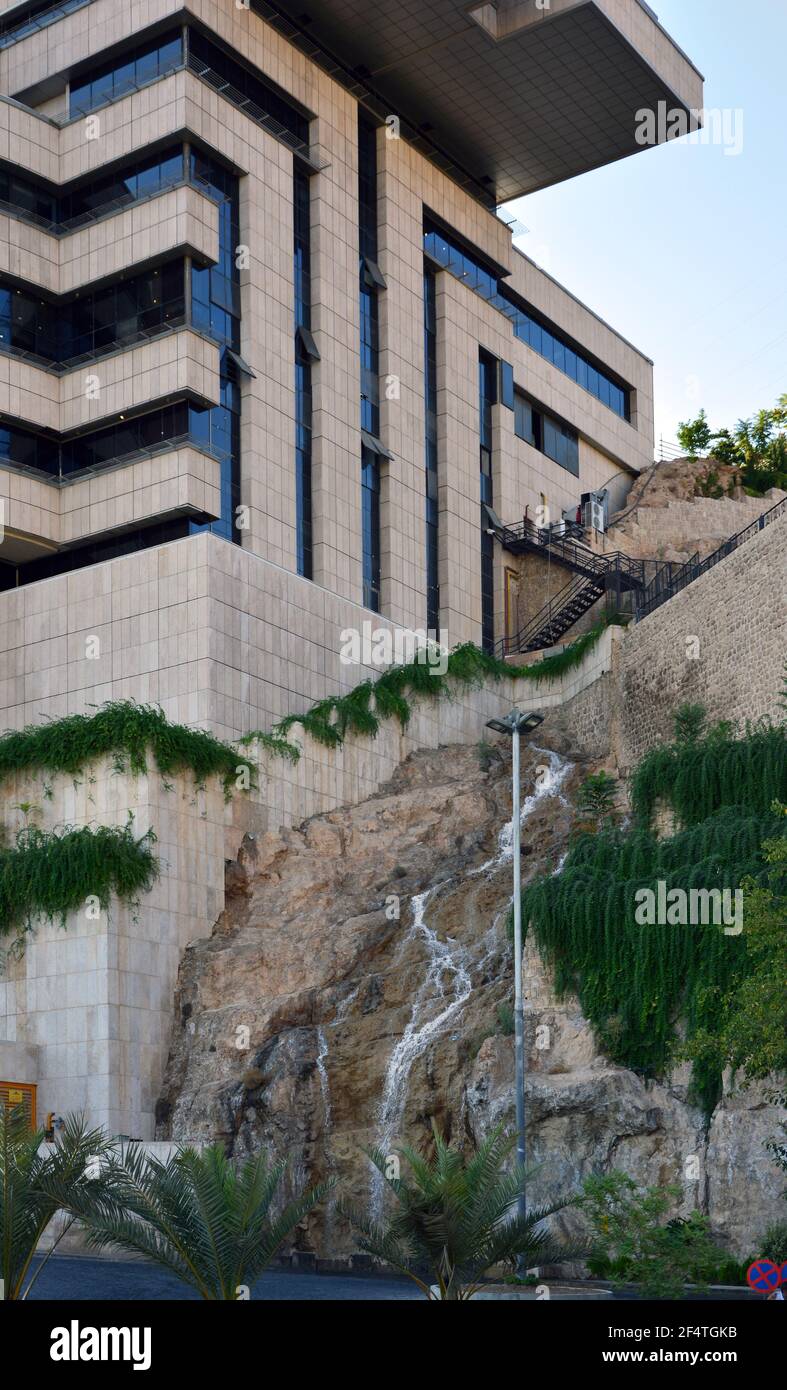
[56,72,189,186]
[236,130,297,570]
[0,95,59,182]
[0,186,218,297]
[0,212,59,291]
[378,129,427,630]
[59,446,221,544]
[1,447,220,554]
[374,133,653,475]
[0,330,219,433]
[436,278,481,648]
[309,93,363,605]
[2,0,181,101]
[57,184,220,294]
[0,354,59,431]
[58,330,221,433]
[596,0,705,111]
[0,465,61,550]
[384,132,512,277]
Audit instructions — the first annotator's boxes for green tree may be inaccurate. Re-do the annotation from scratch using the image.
[576,771,619,830]
[578,1171,721,1299]
[0,1105,115,1300]
[347,1123,584,1300]
[677,409,712,459]
[678,396,787,494]
[61,1142,328,1300]
[711,400,787,494]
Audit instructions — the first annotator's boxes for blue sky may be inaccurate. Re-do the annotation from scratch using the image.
[503,0,787,448]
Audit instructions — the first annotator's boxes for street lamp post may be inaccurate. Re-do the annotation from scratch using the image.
[486,708,544,1250]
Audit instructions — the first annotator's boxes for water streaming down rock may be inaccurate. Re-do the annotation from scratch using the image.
[470,746,572,877]
[156,739,783,1259]
[316,1027,331,1133]
[373,884,472,1211]
[372,748,573,1214]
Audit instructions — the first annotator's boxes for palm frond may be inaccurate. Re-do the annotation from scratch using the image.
[347,1125,580,1299]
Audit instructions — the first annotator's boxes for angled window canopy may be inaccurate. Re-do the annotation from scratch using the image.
[362,256,387,290]
[361,429,393,460]
[223,348,256,379]
[296,325,321,361]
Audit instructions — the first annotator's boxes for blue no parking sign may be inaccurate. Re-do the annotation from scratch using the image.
[747,1260,781,1293]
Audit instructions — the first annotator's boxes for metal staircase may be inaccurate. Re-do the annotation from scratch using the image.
[488,515,646,656]
[499,574,606,655]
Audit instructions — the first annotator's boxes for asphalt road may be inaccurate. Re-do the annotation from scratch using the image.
[27,1255,420,1301]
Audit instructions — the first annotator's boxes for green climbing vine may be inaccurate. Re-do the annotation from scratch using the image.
[0,620,615,785]
[521,704,787,1118]
[631,717,785,829]
[0,702,255,796]
[264,617,618,755]
[0,617,614,946]
[0,821,158,958]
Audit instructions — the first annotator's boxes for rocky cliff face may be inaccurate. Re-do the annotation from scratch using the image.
[156,735,783,1260]
[606,457,785,563]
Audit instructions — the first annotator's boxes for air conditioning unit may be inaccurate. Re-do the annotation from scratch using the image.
[581,490,608,534]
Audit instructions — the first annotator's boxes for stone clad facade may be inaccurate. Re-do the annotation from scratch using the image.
[0,0,706,1135]
[551,514,787,770]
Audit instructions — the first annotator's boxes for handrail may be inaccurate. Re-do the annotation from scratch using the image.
[497,515,645,585]
[0,0,92,49]
[497,572,599,657]
[636,494,787,620]
[185,52,312,159]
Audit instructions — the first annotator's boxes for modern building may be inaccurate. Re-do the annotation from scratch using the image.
[0,0,704,730]
[0,0,704,1135]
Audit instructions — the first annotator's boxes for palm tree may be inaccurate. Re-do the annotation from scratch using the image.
[62,1141,329,1300]
[0,1103,115,1300]
[347,1123,585,1300]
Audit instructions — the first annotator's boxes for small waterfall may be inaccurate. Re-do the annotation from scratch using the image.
[373,885,472,1215]
[373,746,573,1215]
[316,1027,331,1133]
[471,746,572,877]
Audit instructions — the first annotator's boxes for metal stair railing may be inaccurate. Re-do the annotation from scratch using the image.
[636,494,787,621]
[496,516,644,589]
[497,573,604,657]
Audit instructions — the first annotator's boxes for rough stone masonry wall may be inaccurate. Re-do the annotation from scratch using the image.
[549,513,787,772]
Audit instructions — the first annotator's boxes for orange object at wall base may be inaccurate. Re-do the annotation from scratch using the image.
[0,1081,37,1130]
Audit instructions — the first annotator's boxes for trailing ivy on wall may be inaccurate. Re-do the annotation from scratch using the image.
[0,822,158,959]
[520,708,787,1119]
[262,617,619,755]
[631,719,786,829]
[0,702,255,796]
[0,620,615,787]
[0,618,613,944]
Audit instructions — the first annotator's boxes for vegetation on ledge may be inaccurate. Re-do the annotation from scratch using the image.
[0,702,255,796]
[0,821,158,959]
[264,617,619,755]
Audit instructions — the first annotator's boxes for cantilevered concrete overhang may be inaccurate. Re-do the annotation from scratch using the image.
[259,0,703,203]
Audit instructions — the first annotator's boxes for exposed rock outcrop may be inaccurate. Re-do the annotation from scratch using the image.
[606,457,785,563]
[156,738,784,1260]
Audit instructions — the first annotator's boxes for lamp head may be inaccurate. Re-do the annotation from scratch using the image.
[486,710,544,737]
